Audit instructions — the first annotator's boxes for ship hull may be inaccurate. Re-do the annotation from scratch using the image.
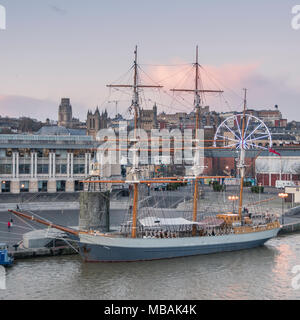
[78,228,280,262]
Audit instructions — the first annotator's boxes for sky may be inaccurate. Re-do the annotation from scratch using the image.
[0,0,300,122]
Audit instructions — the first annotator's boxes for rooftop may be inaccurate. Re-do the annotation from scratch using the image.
[36,126,86,136]
[0,133,96,149]
[0,134,92,142]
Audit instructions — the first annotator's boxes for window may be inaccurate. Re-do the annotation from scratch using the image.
[56,181,66,192]
[37,149,43,158]
[37,164,49,174]
[1,181,10,193]
[0,164,11,174]
[37,149,49,158]
[19,149,31,158]
[20,181,29,193]
[73,150,86,158]
[55,150,67,159]
[56,164,67,174]
[75,181,84,191]
[19,164,30,174]
[38,181,47,192]
[73,164,85,174]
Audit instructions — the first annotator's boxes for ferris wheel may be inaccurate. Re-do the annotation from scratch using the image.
[213,114,272,150]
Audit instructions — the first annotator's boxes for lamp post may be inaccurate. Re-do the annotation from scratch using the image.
[228,195,239,213]
[278,193,288,225]
[258,182,262,202]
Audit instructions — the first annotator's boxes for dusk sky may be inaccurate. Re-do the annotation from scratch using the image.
[0,0,300,122]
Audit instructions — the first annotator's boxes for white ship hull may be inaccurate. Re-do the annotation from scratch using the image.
[78,227,280,262]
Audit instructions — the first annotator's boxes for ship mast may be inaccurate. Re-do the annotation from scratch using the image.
[107,46,162,238]
[170,46,223,235]
[132,47,139,238]
[238,88,247,220]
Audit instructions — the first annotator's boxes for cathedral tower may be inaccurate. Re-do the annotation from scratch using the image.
[58,98,73,128]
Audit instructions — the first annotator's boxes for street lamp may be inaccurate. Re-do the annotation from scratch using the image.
[228,195,239,213]
[258,182,262,202]
[278,193,288,225]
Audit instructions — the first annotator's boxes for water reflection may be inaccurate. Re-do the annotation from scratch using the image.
[1,235,300,300]
[76,244,278,300]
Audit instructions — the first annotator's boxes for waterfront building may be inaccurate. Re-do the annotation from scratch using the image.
[204,149,300,187]
[0,134,121,194]
[256,152,300,187]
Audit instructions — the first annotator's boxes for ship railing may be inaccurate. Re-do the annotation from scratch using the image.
[234,221,279,234]
[120,225,237,239]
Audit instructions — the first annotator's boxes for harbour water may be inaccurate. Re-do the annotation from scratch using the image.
[1,233,300,300]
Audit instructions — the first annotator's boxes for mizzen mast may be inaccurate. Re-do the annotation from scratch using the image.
[238,88,248,220]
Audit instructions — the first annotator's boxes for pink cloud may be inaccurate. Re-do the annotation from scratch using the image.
[141,61,300,120]
[143,61,261,112]
[146,61,260,92]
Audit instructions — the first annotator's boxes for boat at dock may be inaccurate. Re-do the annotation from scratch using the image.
[9,47,281,262]
[0,243,14,267]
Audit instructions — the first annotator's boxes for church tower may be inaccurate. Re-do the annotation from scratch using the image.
[86,107,108,138]
[58,98,73,128]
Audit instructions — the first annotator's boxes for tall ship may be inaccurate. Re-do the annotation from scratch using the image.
[9,47,281,262]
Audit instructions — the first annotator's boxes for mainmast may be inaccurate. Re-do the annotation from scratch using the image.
[170,46,223,234]
[107,46,162,238]
[238,88,248,220]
